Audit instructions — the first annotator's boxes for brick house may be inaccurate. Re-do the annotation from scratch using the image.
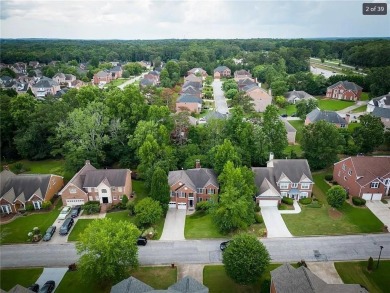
[326,80,363,101]
[175,94,203,113]
[168,160,219,210]
[31,77,61,98]
[59,160,132,206]
[93,70,112,85]
[243,84,272,112]
[234,69,252,81]
[305,108,349,128]
[0,168,64,214]
[333,156,390,200]
[187,68,208,79]
[252,153,314,207]
[110,65,123,79]
[213,66,231,79]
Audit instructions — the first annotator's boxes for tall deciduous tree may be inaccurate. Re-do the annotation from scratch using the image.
[301,120,343,170]
[296,99,318,119]
[326,185,346,208]
[210,139,241,174]
[76,218,140,283]
[135,197,163,227]
[353,114,384,153]
[262,105,288,158]
[223,234,270,284]
[150,167,170,210]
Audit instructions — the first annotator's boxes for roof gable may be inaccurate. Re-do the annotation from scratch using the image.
[83,169,129,188]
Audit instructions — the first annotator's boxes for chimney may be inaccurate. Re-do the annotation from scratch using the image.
[267,152,274,168]
[85,160,91,165]
[195,159,201,169]
[345,114,350,124]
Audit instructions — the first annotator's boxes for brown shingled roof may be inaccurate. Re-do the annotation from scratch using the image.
[351,156,390,186]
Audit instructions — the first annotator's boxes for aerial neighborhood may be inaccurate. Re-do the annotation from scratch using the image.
[0,38,389,293]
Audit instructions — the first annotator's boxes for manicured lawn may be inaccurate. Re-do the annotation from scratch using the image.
[185,212,225,239]
[0,268,43,291]
[278,104,296,116]
[351,105,367,113]
[110,78,127,86]
[317,98,355,111]
[335,260,390,293]
[360,92,370,101]
[282,171,383,236]
[284,144,303,158]
[1,199,62,244]
[348,122,361,132]
[67,219,94,241]
[56,270,110,293]
[287,120,304,143]
[133,180,148,203]
[130,266,177,289]
[203,264,283,293]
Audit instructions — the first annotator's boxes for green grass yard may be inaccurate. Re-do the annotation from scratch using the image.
[1,199,62,244]
[0,268,43,291]
[335,261,390,293]
[109,78,127,87]
[132,180,148,203]
[67,219,94,241]
[317,99,355,111]
[55,270,111,293]
[185,212,224,239]
[287,120,304,143]
[348,122,361,132]
[351,105,367,113]
[278,104,296,116]
[130,266,177,289]
[360,92,370,101]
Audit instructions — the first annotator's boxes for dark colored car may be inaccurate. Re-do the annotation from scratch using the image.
[137,236,147,246]
[59,217,74,235]
[220,241,230,251]
[281,114,288,118]
[70,205,81,218]
[39,281,55,293]
[27,284,39,292]
[42,226,56,241]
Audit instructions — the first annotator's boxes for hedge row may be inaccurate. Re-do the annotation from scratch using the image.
[352,196,366,206]
[282,196,294,205]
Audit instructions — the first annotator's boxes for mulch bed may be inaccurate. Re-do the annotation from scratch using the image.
[328,208,343,219]
[0,213,17,224]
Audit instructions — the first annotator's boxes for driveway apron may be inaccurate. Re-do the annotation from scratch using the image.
[365,201,390,228]
[261,207,293,238]
[160,209,186,240]
[35,267,68,292]
[307,262,344,284]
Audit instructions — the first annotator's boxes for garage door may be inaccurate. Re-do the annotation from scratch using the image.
[372,193,382,200]
[177,203,187,210]
[169,202,176,208]
[259,200,279,207]
[66,199,85,206]
[362,193,372,200]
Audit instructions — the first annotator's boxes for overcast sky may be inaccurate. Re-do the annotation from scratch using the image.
[1,0,389,39]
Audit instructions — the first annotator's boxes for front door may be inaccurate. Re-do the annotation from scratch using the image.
[102,197,109,204]
[189,200,193,208]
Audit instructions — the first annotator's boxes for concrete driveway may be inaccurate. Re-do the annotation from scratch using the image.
[366,201,390,228]
[261,207,292,238]
[212,80,229,114]
[307,262,343,284]
[35,267,68,292]
[41,215,79,245]
[160,209,186,240]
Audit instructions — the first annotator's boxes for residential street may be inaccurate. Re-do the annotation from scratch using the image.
[212,79,229,114]
[117,72,147,90]
[2,234,389,268]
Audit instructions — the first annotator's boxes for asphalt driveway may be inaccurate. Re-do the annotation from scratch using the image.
[366,201,390,228]
[160,209,186,240]
[35,267,68,292]
[212,79,229,114]
[261,207,293,238]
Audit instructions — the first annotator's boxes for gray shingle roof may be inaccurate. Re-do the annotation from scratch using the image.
[83,169,128,188]
[168,276,208,293]
[372,107,390,119]
[168,168,218,191]
[273,159,313,182]
[182,86,201,94]
[214,66,230,73]
[32,77,59,88]
[177,95,202,104]
[205,111,229,121]
[110,277,153,293]
[328,80,362,92]
[284,91,315,102]
[183,81,202,90]
[282,119,297,133]
[252,167,277,195]
[306,108,347,125]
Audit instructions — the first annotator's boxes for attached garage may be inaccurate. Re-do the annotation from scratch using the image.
[362,193,383,201]
[259,199,279,207]
[66,199,85,206]
[177,203,187,210]
[169,202,176,208]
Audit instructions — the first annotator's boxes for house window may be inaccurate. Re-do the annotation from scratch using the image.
[300,192,308,198]
[280,183,289,189]
[338,171,341,177]
[301,183,310,190]
[197,198,203,203]
[118,187,123,192]
[342,164,346,171]
[87,187,91,192]
[344,176,347,181]
[113,196,117,200]
[111,187,116,191]
[189,193,194,198]
[370,182,379,188]
[281,192,287,197]
[348,170,352,176]
[33,201,41,210]
[340,124,345,128]
[170,191,176,197]
[197,188,204,194]
[101,189,107,193]
[70,188,77,194]
[178,192,186,198]
[291,183,298,188]
[208,189,214,195]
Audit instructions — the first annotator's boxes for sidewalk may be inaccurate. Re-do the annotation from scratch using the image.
[177,264,205,284]
[279,201,301,214]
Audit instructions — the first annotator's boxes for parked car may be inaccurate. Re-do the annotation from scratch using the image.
[58,206,71,220]
[27,284,39,292]
[59,217,74,235]
[42,226,56,241]
[137,236,148,246]
[39,281,55,293]
[70,205,81,218]
[220,241,230,251]
[280,114,288,118]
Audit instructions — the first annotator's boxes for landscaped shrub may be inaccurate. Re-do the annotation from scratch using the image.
[325,174,333,181]
[195,201,210,212]
[297,260,308,268]
[299,198,312,205]
[82,201,100,214]
[126,201,135,215]
[254,204,261,213]
[352,196,366,206]
[381,199,388,204]
[25,203,34,211]
[41,201,52,210]
[367,256,374,271]
[307,201,322,208]
[121,195,129,205]
[254,213,263,224]
[282,196,294,205]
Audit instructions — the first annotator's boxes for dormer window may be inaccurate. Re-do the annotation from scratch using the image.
[101,189,107,193]
[280,183,289,189]
[370,182,379,188]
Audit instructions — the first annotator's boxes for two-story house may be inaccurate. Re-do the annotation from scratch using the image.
[168,160,219,210]
[326,80,362,101]
[0,167,64,214]
[333,156,390,200]
[305,108,349,128]
[252,153,314,207]
[234,69,252,81]
[59,160,132,206]
[213,66,231,79]
[187,68,208,80]
[367,93,390,113]
[31,77,61,98]
[93,70,112,85]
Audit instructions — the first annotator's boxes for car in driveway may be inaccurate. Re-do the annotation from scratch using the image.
[137,236,147,246]
[58,206,71,220]
[27,284,39,292]
[42,226,56,241]
[59,217,74,235]
[70,205,81,218]
[220,241,230,251]
[39,281,55,293]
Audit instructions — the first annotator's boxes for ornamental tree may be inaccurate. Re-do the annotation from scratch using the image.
[326,185,347,208]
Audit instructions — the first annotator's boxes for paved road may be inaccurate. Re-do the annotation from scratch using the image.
[212,79,229,114]
[2,234,390,268]
[118,72,146,90]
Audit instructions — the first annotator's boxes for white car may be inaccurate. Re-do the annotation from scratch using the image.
[58,206,71,220]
